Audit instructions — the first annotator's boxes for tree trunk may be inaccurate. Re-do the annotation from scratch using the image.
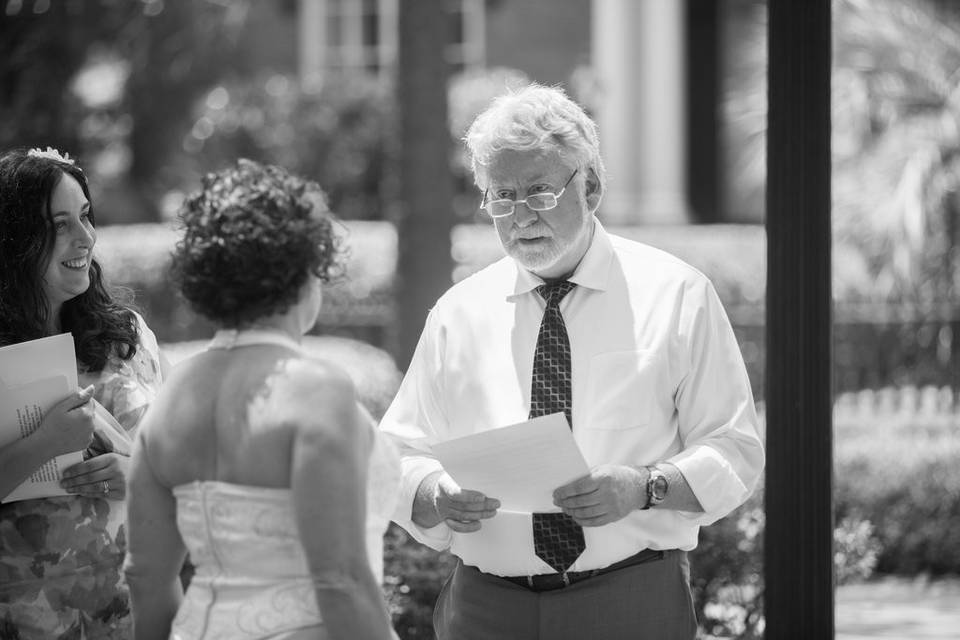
[394,0,454,369]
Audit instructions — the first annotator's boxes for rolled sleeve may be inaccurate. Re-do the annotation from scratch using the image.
[670,440,760,525]
[672,280,765,524]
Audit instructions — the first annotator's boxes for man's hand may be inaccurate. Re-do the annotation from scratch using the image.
[553,464,647,527]
[413,471,500,533]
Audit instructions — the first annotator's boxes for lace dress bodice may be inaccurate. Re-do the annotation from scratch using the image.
[169,330,400,640]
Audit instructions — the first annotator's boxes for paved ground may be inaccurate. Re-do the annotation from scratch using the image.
[836,577,960,639]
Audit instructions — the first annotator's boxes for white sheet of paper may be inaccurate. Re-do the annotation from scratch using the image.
[432,413,590,513]
[0,333,77,391]
[0,375,83,503]
[0,335,81,503]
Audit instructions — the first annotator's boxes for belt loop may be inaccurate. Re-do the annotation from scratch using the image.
[561,572,570,587]
[526,575,534,589]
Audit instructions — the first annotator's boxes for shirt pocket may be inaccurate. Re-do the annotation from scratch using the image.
[582,349,660,430]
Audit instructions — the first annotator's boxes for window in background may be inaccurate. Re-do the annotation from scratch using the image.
[299,0,484,84]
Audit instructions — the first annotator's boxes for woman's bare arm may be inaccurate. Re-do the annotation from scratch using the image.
[288,362,395,640]
[124,424,187,640]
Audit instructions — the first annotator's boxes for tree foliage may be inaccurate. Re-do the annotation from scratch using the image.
[726,0,960,312]
[0,0,253,221]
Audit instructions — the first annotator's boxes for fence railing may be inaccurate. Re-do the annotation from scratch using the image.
[833,385,959,420]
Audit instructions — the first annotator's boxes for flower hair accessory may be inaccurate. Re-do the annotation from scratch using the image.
[27,146,75,165]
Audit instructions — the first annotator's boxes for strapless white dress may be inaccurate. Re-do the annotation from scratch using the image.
[167,329,400,639]
[169,431,399,640]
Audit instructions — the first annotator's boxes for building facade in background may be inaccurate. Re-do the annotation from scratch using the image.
[295,0,742,226]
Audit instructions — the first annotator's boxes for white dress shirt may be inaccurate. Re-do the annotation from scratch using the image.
[380,221,765,576]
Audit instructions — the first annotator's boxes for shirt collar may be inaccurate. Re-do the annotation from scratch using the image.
[508,218,614,299]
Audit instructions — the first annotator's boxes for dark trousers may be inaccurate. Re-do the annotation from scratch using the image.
[433,550,698,640]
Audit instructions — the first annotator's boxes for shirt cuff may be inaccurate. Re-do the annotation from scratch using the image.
[393,456,453,550]
[668,444,750,525]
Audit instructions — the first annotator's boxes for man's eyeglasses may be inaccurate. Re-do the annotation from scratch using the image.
[480,169,579,219]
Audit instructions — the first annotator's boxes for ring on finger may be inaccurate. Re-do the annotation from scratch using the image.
[100,480,109,495]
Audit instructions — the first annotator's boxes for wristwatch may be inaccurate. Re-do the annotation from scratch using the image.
[642,466,668,510]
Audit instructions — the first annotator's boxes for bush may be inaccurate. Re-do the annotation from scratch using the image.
[834,412,960,576]
[103,220,959,397]
[95,221,396,345]
[383,525,456,640]
[183,73,394,222]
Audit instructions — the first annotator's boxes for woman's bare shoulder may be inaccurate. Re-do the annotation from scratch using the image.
[259,356,359,433]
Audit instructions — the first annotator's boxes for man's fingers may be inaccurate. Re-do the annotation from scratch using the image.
[574,514,613,527]
[449,497,499,512]
[445,518,483,533]
[442,503,498,521]
[564,504,607,520]
[449,489,495,503]
[553,474,601,500]
[555,491,602,509]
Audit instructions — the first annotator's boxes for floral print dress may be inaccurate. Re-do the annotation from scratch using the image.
[0,313,163,640]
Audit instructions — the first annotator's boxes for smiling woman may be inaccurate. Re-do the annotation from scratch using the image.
[0,147,164,639]
[43,171,96,314]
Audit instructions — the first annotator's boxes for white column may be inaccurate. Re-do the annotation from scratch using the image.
[298,0,326,89]
[592,0,690,225]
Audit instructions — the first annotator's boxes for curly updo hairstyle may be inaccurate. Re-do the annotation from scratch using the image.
[0,148,139,371]
[171,159,344,328]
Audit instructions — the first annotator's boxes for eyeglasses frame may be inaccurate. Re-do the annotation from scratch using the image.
[480,168,580,219]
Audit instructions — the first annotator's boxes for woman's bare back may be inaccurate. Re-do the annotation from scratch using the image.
[146,345,355,490]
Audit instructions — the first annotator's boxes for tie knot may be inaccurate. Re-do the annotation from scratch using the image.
[537,280,576,307]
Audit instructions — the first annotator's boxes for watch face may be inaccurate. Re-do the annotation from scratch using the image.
[651,473,668,502]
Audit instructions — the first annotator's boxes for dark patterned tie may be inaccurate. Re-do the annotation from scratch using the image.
[530,280,586,573]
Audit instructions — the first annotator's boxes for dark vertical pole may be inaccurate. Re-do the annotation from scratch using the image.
[395,0,454,369]
[686,0,722,223]
[765,0,834,637]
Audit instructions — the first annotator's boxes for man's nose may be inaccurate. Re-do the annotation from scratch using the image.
[512,200,539,226]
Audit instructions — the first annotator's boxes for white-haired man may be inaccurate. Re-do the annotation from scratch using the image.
[380,84,764,639]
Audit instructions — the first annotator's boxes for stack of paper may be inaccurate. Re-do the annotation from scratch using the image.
[432,413,590,513]
[0,334,82,503]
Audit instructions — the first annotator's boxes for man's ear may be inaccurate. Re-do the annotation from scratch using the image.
[585,167,603,213]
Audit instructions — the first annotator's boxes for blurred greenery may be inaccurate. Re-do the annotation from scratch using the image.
[834,410,960,576]
[0,0,260,222]
[5,1,960,635]
[728,0,960,315]
[5,0,955,389]
[99,220,959,395]
[184,73,393,221]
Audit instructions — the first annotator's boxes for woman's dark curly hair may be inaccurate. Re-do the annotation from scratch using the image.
[0,148,139,372]
[171,159,344,327]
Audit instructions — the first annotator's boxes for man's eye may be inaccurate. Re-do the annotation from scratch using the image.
[530,185,551,194]
[495,191,514,200]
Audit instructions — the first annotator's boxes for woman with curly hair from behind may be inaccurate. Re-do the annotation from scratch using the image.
[124,159,400,640]
[0,147,165,638]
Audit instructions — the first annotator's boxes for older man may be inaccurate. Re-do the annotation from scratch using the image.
[380,84,764,639]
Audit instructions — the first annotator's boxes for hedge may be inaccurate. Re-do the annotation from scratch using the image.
[98,221,959,397]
